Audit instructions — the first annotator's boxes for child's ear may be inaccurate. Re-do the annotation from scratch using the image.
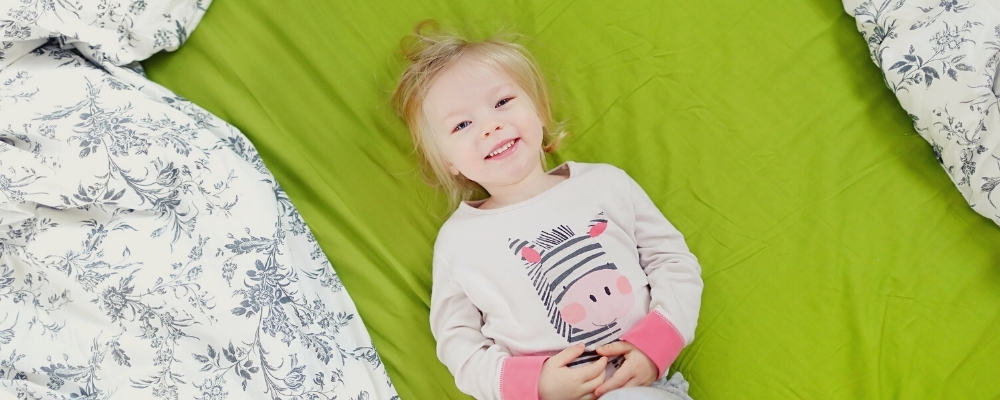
[448,164,460,176]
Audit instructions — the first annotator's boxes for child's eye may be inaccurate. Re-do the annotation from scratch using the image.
[495,97,514,108]
[452,121,471,133]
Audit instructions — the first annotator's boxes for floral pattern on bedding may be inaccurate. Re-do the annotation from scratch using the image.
[845,0,1000,226]
[0,44,398,399]
[0,0,210,70]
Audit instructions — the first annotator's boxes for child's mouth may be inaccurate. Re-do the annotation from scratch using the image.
[485,138,519,160]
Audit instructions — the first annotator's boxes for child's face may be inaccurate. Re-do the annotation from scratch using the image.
[422,56,546,193]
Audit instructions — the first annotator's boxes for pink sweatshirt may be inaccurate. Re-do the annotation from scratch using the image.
[430,162,702,400]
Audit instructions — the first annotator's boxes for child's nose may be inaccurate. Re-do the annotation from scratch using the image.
[483,124,502,137]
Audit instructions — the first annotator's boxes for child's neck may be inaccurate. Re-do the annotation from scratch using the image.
[478,167,568,209]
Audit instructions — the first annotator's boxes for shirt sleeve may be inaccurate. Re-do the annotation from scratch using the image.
[429,238,546,400]
[618,168,703,377]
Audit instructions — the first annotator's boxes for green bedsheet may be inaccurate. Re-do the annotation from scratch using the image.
[144,0,1000,398]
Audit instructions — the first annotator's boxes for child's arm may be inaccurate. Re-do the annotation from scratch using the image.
[431,268,611,400]
[616,168,704,378]
[430,272,544,400]
[433,241,610,400]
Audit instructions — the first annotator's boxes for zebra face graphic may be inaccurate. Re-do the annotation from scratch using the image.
[509,213,635,346]
[558,268,634,330]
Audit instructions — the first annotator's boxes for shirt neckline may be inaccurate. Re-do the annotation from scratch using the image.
[457,161,575,215]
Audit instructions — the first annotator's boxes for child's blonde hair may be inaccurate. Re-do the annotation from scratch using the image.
[391,21,565,207]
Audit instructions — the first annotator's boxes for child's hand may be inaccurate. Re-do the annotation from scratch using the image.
[538,343,607,400]
[592,341,658,397]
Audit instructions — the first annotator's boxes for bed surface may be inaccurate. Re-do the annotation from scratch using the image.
[144,1,1000,398]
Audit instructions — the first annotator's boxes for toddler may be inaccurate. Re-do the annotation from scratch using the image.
[392,23,702,400]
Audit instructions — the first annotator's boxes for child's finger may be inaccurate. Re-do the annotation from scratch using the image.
[548,343,587,367]
[593,367,631,396]
[622,376,641,388]
[596,341,631,357]
[577,356,608,381]
[581,361,607,392]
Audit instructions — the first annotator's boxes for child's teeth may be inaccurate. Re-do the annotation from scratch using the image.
[490,141,514,157]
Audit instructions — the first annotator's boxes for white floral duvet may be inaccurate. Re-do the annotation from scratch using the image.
[0,1,397,399]
[844,0,1000,226]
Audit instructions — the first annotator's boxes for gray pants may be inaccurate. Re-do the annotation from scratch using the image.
[600,372,693,400]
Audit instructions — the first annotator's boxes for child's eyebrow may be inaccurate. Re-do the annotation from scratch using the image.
[438,83,518,124]
[441,109,466,125]
[491,84,516,96]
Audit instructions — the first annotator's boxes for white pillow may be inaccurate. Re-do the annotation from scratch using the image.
[0,0,210,70]
[844,0,1000,226]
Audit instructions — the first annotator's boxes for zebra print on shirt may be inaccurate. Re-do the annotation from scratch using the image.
[508,212,635,349]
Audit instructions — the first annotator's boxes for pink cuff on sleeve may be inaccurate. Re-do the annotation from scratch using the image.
[620,311,685,378]
[500,355,547,400]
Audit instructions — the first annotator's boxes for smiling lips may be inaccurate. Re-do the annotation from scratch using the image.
[484,138,520,160]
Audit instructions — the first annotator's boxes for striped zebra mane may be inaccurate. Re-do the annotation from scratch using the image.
[533,225,575,249]
[506,212,618,344]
